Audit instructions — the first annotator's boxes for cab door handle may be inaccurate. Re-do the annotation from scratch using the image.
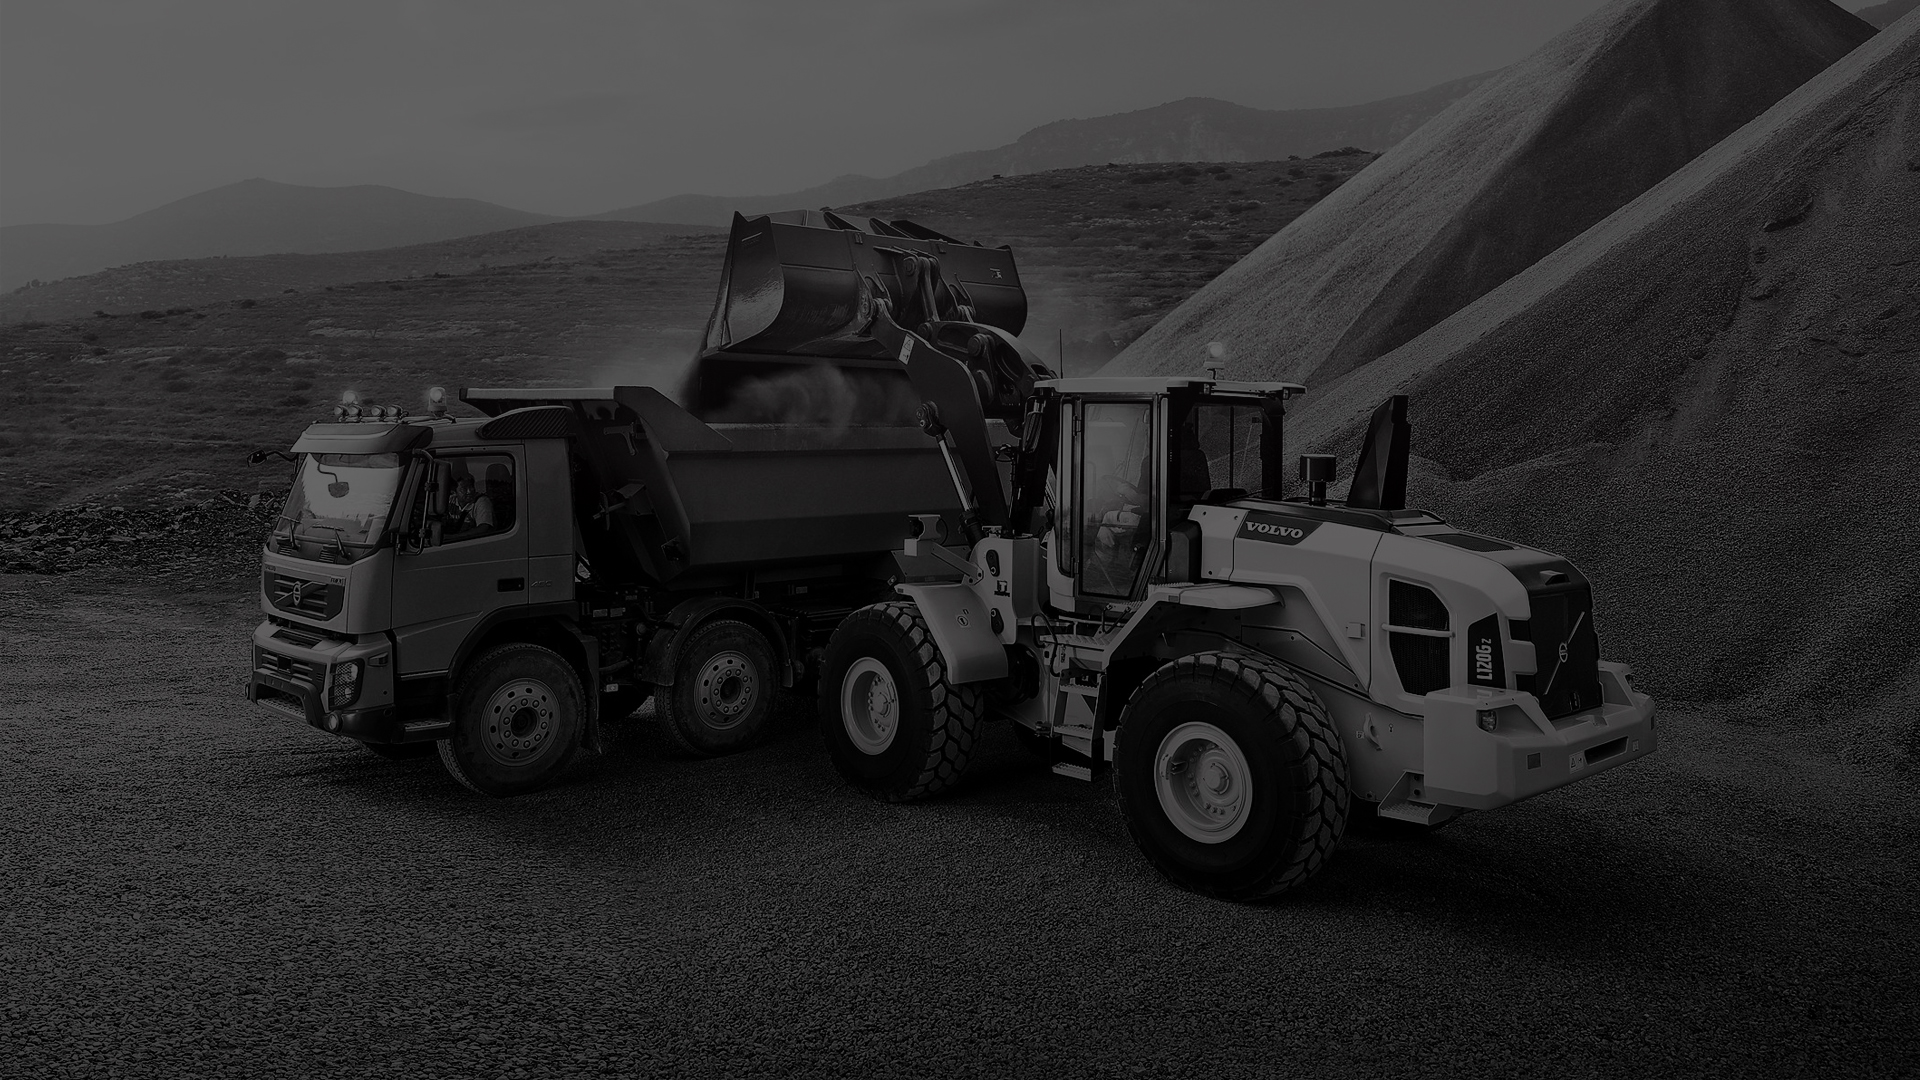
[497,577,525,592]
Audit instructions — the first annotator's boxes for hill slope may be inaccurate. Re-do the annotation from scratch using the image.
[1106,0,1873,383]
[0,221,722,324]
[1,180,558,292]
[1286,16,1918,736]
[593,74,1492,227]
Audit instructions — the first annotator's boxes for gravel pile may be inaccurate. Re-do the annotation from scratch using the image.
[1282,19,1918,737]
[1105,0,1873,383]
[0,490,282,580]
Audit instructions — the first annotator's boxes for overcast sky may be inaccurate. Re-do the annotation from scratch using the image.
[2,0,1866,226]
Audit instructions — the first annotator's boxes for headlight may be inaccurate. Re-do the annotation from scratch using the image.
[328,659,363,709]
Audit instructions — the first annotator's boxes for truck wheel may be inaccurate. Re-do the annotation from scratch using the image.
[438,643,584,797]
[360,740,435,760]
[1113,651,1348,901]
[657,620,775,757]
[818,600,984,802]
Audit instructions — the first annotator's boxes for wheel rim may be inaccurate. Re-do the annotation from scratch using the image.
[693,650,758,731]
[480,678,558,767]
[841,657,899,756]
[1153,720,1253,843]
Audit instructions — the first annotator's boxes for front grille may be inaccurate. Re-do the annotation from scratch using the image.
[256,647,320,685]
[1389,633,1451,695]
[1389,581,1449,630]
[1529,584,1601,718]
[264,570,344,620]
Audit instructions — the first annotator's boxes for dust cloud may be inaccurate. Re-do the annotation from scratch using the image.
[707,362,921,439]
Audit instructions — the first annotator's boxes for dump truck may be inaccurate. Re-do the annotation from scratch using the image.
[242,210,1031,794]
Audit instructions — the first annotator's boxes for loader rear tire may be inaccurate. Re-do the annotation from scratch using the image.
[438,643,584,797]
[657,620,775,758]
[1114,652,1348,901]
[818,600,984,802]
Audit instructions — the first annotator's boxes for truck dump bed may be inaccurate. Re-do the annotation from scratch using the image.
[463,386,956,587]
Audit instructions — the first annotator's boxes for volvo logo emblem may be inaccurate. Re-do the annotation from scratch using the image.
[1237,511,1321,546]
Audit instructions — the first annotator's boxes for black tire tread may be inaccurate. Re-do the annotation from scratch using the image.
[656,619,774,758]
[1115,650,1348,900]
[438,641,583,797]
[829,600,985,802]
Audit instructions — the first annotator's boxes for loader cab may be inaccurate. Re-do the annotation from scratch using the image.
[1043,378,1299,614]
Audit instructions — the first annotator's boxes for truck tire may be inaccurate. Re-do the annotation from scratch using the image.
[818,600,983,802]
[656,620,775,757]
[360,740,435,760]
[438,642,584,797]
[1113,651,1348,901]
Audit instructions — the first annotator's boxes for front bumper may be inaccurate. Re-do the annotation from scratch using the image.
[245,621,421,743]
[1419,661,1657,810]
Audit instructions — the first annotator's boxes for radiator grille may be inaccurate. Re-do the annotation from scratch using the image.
[1387,581,1451,695]
[264,570,343,620]
[1389,580,1449,631]
[1529,585,1601,718]
[1389,633,1451,696]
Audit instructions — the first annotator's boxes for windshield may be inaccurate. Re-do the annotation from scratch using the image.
[277,452,405,561]
[1173,399,1273,504]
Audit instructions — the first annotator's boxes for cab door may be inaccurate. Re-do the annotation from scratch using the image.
[1072,398,1161,605]
[390,447,529,676]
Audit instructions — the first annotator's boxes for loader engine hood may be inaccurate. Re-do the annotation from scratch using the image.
[1196,499,1603,718]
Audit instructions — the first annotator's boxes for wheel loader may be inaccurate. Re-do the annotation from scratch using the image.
[687,210,1658,900]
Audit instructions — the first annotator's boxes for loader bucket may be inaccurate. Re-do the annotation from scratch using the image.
[683,211,1031,419]
[699,210,1028,360]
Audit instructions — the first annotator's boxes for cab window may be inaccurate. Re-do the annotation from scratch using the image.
[1079,401,1154,599]
[405,453,517,546]
[1173,400,1268,505]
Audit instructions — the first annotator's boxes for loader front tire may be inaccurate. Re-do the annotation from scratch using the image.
[438,643,584,797]
[1114,652,1348,901]
[818,600,984,802]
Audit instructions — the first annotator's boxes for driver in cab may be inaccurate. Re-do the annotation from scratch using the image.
[446,476,496,539]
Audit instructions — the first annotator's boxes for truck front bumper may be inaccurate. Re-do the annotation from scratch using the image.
[1419,662,1657,810]
[245,621,419,744]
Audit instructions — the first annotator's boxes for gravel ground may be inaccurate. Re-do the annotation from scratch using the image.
[3,569,1915,1079]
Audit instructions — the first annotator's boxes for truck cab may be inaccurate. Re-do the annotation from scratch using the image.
[249,407,575,755]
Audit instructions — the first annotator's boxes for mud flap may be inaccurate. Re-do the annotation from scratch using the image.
[895,582,1008,684]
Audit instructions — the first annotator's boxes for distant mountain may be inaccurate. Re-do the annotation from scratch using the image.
[0,220,722,323]
[2,179,558,292]
[1854,0,1917,28]
[591,72,1496,226]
